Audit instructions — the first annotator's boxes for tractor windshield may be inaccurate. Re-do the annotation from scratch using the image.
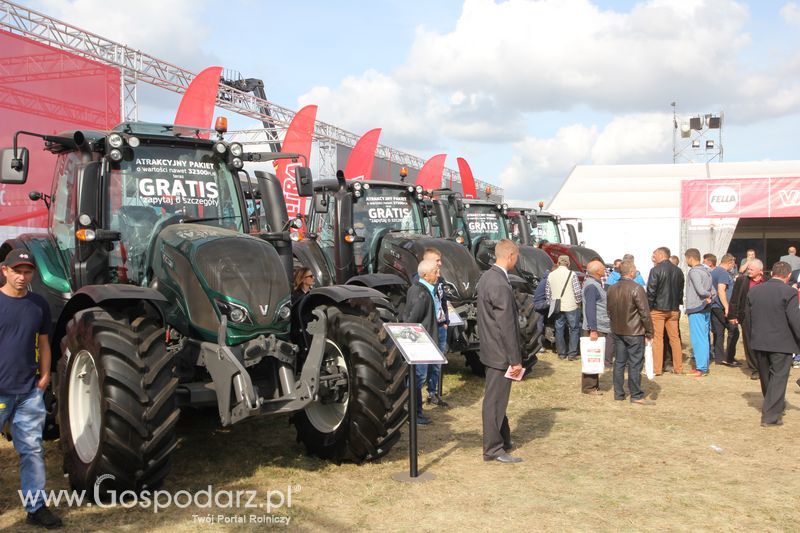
[534,215,561,244]
[106,145,244,284]
[459,204,508,242]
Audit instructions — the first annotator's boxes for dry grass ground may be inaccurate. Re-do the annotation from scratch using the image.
[2,326,800,532]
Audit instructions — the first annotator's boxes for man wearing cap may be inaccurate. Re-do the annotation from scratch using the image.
[546,255,583,360]
[0,249,62,528]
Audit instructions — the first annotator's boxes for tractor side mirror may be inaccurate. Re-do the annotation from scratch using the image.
[453,197,465,217]
[294,166,314,197]
[578,221,583,233]
[1,147,29,184]
[314,192,329,214]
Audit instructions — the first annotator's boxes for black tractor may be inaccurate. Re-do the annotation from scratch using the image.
[427,191,549,372]
[292,177,486,372]
[0,121,407,495]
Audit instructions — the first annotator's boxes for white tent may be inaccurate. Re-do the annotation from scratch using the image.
[547,160,800,280]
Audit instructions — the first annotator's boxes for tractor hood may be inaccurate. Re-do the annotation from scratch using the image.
[150,224,291,344]
[541,242,603,272]
[514,245,554,282]
[378,233,480,304]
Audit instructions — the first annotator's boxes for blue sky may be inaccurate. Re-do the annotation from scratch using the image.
[30,0,800,203]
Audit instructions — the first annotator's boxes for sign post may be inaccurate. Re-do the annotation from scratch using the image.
[383,323,448,483]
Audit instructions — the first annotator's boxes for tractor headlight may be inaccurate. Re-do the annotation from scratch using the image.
[216,300,251,324]
[278,303,291,320]
[127,136,141,148]
[229,143,243,157]
[443,282,458,299]
[213,141,227,155]
[107,133,124,148]
[415,185,423,194]
[363,183,370,190]
[353,181,362,191]
[407,186,414,193]
[108,148,123,162]
[231,157,243,169]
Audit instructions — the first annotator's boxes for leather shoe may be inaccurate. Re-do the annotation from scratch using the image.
[503,441,515,452]
[484,453,522,463]
[751,372,760,380]
[416,415,431,425]
[761,420,783,427]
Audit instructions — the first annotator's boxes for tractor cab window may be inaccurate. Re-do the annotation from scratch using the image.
[352,187,423,273]
[460,204,508,244]
[50,152,81,276]
[105,145,244,284]
[534,216,561,244]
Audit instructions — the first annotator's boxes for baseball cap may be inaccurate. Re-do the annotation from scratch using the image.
[557,255,570,266]
[3,248,36,269]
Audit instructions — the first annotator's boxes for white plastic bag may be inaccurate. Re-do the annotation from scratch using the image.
[580,337,605,375]
[644,342,655,379]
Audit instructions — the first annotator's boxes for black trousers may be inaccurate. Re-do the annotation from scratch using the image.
[605,331,617,367]
[613,335,645,401]
[754,351,792,424]
[482,366,512,458]
[710,307,739,363]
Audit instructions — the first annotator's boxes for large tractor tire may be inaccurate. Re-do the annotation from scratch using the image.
[515,290,542,372]
[58,306,178,495]
[292,306,408,462]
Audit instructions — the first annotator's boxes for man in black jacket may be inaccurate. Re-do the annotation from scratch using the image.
[746,261,800,426]
[728,259,767,380]
[477,239,523,463]
[646,246,684,375]
[398,259,440,425]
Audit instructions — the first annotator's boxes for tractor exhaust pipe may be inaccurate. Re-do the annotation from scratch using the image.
[254,170,294,283]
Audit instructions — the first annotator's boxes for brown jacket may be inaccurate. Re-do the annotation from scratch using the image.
[608,277,654,337]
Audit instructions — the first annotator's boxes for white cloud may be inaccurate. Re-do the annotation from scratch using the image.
[781,2,800,27]
[34,0,219,72]
[501,113,673,202]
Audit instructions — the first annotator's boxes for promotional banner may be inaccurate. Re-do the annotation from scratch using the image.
[275,105,317,218]
[0,29,121,239]
[415,154,446,191]
[681,177,800,218]
[457,157,478,199]
[174,66,223,137]
[344,128,381,181]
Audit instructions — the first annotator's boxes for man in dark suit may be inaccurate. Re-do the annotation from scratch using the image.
[477,239,523,464]
[746,261,800,427]
[398,259,440,426]
[728,259,767,380]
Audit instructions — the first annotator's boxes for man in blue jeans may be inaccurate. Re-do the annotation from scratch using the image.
[546,255,583,360]
[0,249,62,528]
[685,248,714,377]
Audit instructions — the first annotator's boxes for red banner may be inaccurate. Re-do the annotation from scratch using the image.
[457,157,478,199]
[344,128,381,181]
[275,105,317,218]
[415,154,446,191]
[681,177,800,218]
[174,66,222,137]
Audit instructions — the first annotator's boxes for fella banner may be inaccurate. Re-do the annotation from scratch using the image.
[681,177,800,219]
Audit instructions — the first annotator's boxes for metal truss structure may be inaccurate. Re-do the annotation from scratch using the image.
[0,0,502,197]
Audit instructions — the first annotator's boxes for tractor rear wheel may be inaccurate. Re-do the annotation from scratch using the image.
[58,306,178,494]
[292,306,408,462]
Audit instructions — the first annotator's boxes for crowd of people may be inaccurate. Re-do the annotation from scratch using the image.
[542,245,800,419]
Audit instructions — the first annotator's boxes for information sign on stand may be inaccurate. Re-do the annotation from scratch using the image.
[383,323,447,483]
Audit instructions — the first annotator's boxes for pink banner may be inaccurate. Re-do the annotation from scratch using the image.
[415,154,446,191]
[344,128,381,181]
[681,177,800,218]
[174,66,223,138]
[275,105,317,218]
[457,157,477,199]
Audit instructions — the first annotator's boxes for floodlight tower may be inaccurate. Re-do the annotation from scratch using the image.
[671,102,723,163]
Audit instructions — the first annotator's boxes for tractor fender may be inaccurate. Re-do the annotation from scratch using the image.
[299,285,394,325]
[53,285,168,361]
[346,273,407,290]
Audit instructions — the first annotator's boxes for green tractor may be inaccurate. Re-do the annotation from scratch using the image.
[292,177,486,371]
[426,191,549,372]
[0,122,407,494]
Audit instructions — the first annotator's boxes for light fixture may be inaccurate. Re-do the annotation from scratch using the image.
[706,140,715,150]
[707,116,721,129]
[680,123,691,138]
[690,116,703,130]
[691,140,701,148]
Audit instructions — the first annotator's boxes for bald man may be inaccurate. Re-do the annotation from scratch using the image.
[780,246,800,272]
[580,260,609,394]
